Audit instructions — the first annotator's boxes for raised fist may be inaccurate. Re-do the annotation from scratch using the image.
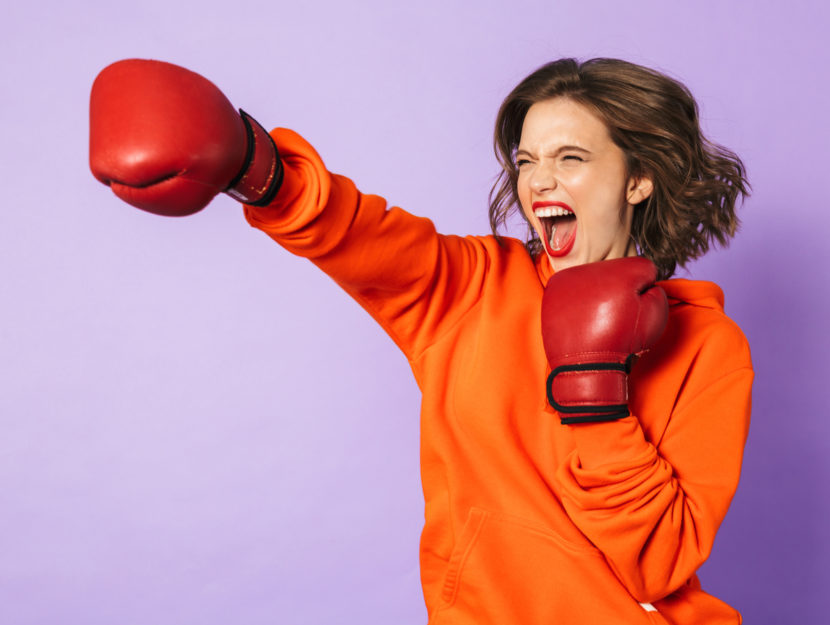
[89,59,282,216]
[541,257,668,424]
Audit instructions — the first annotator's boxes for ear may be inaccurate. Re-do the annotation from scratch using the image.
[626,175,653,205]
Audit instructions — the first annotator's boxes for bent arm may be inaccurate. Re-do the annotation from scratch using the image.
[555,320,753,603]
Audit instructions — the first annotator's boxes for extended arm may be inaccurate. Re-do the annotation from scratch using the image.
[89,59,488,359]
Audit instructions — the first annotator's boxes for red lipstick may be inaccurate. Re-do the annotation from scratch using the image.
[532,201,573,211]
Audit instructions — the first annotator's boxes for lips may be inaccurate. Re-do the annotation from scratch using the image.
[532,202,577,257]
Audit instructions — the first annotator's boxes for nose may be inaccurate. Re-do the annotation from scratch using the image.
[528,161,558,194]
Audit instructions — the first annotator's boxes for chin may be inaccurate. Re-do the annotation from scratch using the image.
[550,247,633,271]
[548,255,581,272]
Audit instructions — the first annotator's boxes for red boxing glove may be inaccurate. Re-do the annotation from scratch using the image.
[541,257,668,424]
[89,59,282,216]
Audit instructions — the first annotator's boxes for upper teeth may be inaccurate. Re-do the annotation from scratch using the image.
[534,206,573,218]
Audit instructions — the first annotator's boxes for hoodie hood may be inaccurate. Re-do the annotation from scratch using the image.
[535,253,725,313]
[657,278,724,312]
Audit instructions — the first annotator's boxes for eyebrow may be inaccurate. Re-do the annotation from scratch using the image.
[515,145,592,158]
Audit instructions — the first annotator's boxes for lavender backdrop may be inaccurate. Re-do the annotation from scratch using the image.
[1,1,827,623]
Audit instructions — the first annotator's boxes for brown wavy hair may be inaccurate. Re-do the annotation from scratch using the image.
[489,58,749,280]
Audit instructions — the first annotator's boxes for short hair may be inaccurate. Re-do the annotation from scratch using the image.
[489,58,749,280]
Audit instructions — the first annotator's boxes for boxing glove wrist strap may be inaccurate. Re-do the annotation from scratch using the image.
[546,360,633,425]
[225,110,284,207]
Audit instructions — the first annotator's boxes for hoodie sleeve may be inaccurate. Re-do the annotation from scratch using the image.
[554,306,753,604]
[243,128,489,360]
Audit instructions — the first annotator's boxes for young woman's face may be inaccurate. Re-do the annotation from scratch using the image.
[516,98,652,272]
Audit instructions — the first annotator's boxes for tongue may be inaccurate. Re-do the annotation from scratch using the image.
[551,215,577,250]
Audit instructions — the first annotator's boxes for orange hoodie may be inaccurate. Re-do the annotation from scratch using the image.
[245,129,753,625]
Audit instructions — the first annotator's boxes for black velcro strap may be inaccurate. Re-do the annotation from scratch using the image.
[226,110,257,192]
[226,109,284,207]
[559,411,629,425]
[246,132,284,207]
[545,361,631,424]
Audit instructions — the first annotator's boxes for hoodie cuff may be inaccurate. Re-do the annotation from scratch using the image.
[568,415,652,470]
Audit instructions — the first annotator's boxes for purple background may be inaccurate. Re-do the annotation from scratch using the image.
[1,1,828,623]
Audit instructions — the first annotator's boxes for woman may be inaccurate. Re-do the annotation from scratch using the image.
[90,57,753,624]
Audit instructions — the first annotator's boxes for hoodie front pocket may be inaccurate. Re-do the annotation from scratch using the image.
[430,507,668,625]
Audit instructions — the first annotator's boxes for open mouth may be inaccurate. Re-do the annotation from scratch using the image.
[533,204,577,257]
